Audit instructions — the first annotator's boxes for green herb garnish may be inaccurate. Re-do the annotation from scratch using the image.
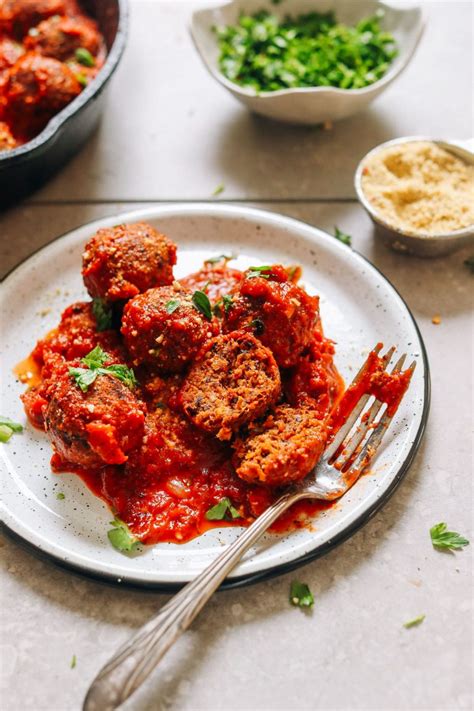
[83,345,109,369]
[215,10,397,93]
[75,73,88,88]
[192,290,213,320]
[213,294,234,317]
[69,346,137,392]
[92,298,113,331]
[212,182,225,196]
[403,615,425,629]
[247,265,272,279]
[464,256,474,273]
[70,655,77,669]
[334,226,352,246]
[107,517,140,553]
[205,497,241,521]
[430,522,469,551]
[75,47,96,67]
[56,492,65,500]
[251,318,265,335]
[204,254,236,264]
[290,581,314,608]
[0,416,23,443]
[165,298,181,314]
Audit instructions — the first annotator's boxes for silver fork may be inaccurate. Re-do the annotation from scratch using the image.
[83,345,415,711]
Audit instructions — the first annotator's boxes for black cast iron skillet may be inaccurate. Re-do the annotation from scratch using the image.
[0,0,128,209]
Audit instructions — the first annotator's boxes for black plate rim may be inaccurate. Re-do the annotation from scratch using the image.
[0,204,430,592]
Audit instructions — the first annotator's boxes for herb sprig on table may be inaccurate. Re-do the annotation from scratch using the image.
[214,10,398,93]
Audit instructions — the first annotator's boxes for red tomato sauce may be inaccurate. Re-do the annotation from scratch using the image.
[18,264,343,544]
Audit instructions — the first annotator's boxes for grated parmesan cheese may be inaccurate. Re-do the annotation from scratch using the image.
[361,141,474,235]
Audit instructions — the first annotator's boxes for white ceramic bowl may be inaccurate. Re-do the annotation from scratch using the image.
[191,0,425,125]
[354,136,474,257]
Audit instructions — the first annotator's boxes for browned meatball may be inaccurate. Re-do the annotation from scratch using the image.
[223,264,319,368]
[24,14,102,61]
[121,284,219,373]
[0,120,16,149]
[232,404,327,486]
[82,223,178,302]
[45,368,145,468]
[0,52,82,136]
[0,36,24,74]
[0,0,73,38]
[179,331,281,440]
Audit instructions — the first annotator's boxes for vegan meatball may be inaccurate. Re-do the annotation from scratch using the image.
[0,36,24,74]
[82,223,177,302]
[0,0,71,38]
[0,52,82,136]
[45,368,145,468]
[32,301,124,366]
[0,120,16,150]
[223,264,319,368]
[232,404,327,486]
[179,331,281,440]
[24,14,102,61]
[121,284,219,373]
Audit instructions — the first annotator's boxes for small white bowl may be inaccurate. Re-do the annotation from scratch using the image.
[190,0,425,125]
[355,136,474,257]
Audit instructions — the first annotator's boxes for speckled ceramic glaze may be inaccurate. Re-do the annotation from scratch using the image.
[0,205,429,589]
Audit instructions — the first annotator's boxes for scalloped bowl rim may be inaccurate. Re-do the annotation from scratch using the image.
[191,0,425,99]
[0,0,128,165]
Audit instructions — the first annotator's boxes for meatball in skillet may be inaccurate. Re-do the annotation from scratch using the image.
[24,14,102,61]
[179,331,281,441]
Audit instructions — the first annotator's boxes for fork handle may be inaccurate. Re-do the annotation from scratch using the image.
[83,489,303,711]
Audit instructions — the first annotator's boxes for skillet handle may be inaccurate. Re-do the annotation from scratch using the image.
[83,489,301,711]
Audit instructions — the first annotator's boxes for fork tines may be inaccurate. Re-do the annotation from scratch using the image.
[325,345,416,479]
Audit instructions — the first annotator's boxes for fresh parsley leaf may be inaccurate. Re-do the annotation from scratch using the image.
[92,298,113,331]
[0,425,13,443]
[56,492,65,500]
[290,581,314,608]
[204,254,236,264]
[165,298,181,314]
[69,366,98,392]
[212,182,225,196]
[222,294,234,312]
[334,226,352,246]
[75,72,88,87]
[69,347,137,392]
[0,416,23,432]
[247,265,272,279]
[107,517,140,553]
[82,346,109,369]
[98,364,137,389]
[70,655,77,669]
[464,256,474,273]
[251,318,265,335]
[192,290,212,320]
[205,497,241,521]
[403,614,425,629]
[75,47,95,67]
[430,522,469,551]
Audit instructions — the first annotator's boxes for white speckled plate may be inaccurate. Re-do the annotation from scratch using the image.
[0,205,429,589]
